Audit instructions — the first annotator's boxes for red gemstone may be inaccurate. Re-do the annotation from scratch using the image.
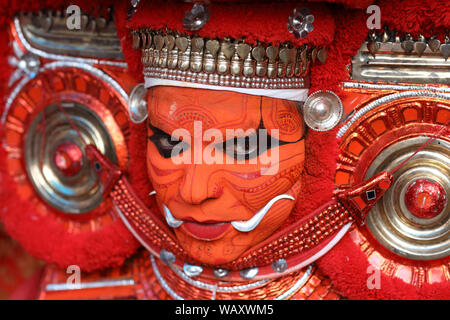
[404,179,447,219]
[52,141,84,176]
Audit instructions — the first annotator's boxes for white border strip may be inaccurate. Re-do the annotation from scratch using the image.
[338,91,450,138]
[145,78,309,102]
[275,264,313,300]
[46,279,134,291]
[343,82,450,93]
[113,201,161,260]
[151,254,185,300]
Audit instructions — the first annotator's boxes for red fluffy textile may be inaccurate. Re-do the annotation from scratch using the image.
[314,0,450,300]
[0,0,140,272]
[0,140,140,272]
[0,0,448,299]
[124,1,336,47]
[110,0,450,299]
[317,233,450,300]
[127,122,160,214]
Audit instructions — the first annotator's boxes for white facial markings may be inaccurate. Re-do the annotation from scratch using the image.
[163,194,295,233]
[163,204,183,228]
[231,194,295,232]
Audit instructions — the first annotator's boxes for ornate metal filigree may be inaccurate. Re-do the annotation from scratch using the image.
[352,27,450,84]
[8,40,40,87]
[131,27,327,89]
[182,3,210,31]
[287,8,314,39]
[127,0,141,21]
[17,11,124,60]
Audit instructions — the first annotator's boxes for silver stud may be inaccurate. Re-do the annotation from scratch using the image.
[213,268,229,278]
[440,36,450,61]
[401,33,414,53]
[414,34,427,57]
[127,0,141,20]
[287,8,314,39]
[182,3,210,31]
[183,263,203,277]
[272,259,288,273]
[428,36,441,53]
[240,267,259,280]
[128,83,148,124]
[8,51,40,87]
[303,90,343,131]
[160,249,176,266]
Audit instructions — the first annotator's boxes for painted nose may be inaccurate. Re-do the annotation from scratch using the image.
[178,165,220,205]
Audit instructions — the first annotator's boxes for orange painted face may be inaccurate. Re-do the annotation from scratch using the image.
[147,86,306,265]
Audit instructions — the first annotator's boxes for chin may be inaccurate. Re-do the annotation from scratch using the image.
[175,221,283,266]
[173,228,251,265]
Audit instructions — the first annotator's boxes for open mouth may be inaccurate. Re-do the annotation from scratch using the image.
[162,193,295,238]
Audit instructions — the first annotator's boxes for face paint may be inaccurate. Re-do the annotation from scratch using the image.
[146,86,306,265]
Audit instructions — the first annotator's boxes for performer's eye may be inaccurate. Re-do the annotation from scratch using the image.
[149,128,188,159]
[234,136,258,159]
[221,132,264,160]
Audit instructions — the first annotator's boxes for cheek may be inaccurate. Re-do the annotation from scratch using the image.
[227,141,305,211]
[146,141,185,205]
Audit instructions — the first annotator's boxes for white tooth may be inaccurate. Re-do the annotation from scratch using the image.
[163,204,183,228]
[231,194,295,232]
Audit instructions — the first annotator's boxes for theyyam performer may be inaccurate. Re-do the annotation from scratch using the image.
[0,0,448,300]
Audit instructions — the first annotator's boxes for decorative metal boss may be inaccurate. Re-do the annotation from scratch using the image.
[128,83,148,124]
[127,0,141,21]
[288,7,314,39]
[302,91,343,131]
[8,49,40,87]
[182,3,210,31]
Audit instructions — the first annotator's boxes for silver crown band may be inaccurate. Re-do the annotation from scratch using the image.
[144,67,308,90]
[132,28,327,90]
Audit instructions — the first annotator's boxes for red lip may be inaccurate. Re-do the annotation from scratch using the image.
[182,221,231,241]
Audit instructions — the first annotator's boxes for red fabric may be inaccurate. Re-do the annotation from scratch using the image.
[127,122,159,213]
[316,233,450,300]
[0,142,140,272]
[9,268,44,300]
[312,0,450,300]
[116,0,343,225]
[114,0,336,84]
[379,0,450,39]
[124,1,335,46]
[0,1,141,272]
[0,0,448,299]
